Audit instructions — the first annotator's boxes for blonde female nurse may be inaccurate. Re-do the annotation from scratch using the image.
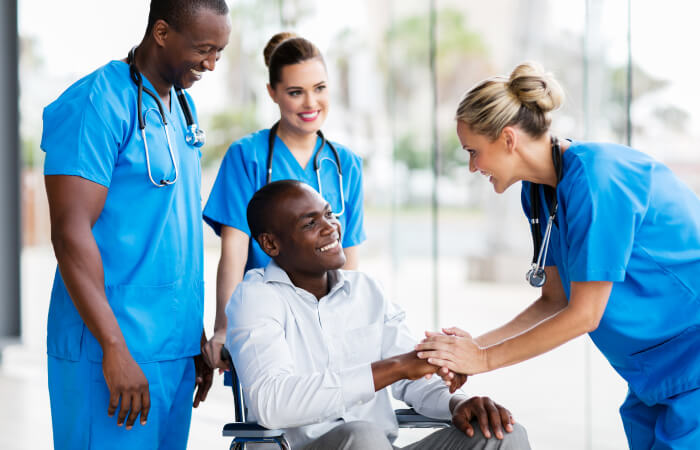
[201,33,366,373]
[417,62,700,449]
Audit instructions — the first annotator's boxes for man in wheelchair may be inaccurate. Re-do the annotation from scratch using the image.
[224,180,531,449]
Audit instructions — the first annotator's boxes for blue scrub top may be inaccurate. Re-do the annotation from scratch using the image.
[203,128,366,272]
[522,141,700,405]
[41,61,204,363]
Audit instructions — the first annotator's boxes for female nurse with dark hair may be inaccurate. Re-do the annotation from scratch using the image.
[201,32,366,372]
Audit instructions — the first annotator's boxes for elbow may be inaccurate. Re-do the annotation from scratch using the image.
[248,391,294,430]
[571,307,602,334]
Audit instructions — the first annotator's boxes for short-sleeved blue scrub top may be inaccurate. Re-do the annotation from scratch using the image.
[41,61,204,363]
[203,128,366,272]
[521,141,700,405]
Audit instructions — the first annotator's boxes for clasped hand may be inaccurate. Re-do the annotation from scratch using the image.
[399,351,468,393]
[415,327,489,375]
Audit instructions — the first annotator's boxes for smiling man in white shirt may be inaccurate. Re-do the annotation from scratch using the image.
[225,180,530,450]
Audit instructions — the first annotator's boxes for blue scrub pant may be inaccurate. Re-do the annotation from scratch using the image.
[620,387,700,450]
[48,345,195,450]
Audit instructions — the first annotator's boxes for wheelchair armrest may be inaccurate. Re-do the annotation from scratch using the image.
[394,408,451,429]
[222,422,286,438]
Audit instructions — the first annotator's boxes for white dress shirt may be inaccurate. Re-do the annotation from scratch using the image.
[225,260,461,449]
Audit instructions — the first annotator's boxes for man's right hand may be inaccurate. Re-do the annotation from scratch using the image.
[202,329,229,372]
[102,343,150,430]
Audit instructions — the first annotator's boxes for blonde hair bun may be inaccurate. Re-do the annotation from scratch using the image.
[263,31,298,67]
[507,62,564,114]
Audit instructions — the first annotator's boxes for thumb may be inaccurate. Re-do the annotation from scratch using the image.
[424,330,443,337]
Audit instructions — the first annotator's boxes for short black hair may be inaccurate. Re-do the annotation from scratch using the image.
[146,0,229,34]
[247,180,304,242]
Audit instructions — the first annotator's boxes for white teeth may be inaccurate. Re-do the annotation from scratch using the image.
[300,111,319,119]
[191,69,203,76]
[319,240,339,252]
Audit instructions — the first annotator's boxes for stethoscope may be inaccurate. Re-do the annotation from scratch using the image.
[267,121,345,217]
[127,47,205,187]
[526,136,563,287]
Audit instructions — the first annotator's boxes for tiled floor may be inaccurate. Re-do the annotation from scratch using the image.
[2,247,628,449]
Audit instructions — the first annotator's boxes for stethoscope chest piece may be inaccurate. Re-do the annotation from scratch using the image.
[186,125,206,148]
[526,264,547,287]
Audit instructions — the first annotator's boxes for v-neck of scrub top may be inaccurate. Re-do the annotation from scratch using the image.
[273,134,324,180]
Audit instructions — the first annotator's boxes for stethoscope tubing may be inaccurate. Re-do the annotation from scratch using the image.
[267,121,346,217]
[527,136,562,287]
[127,47,204,187]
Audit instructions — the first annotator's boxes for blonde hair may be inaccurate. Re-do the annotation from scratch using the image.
[455,62,564,140]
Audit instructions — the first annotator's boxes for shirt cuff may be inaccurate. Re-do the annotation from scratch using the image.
[432,389,457,420]
[339,363,375,408]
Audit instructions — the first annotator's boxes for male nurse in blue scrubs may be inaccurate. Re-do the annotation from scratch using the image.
[41,1,231,449]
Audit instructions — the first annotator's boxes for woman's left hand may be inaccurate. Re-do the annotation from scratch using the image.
[415,327,489,375]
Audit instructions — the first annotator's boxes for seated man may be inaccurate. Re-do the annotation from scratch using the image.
[225,180,531,449]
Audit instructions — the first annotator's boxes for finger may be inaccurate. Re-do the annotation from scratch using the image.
[473,400,491,439]
[125,394,142,430]
[108,388,120,417]
[201,345,214,369]
[485,400,505,439]
[426,357,459,372]
[497,404,514,432]
[442,327,471,338]
[424,330,444,337]
[453,412,474,437]
[141,390,150,425]
[117,392,133,426]
[415,336,455,350]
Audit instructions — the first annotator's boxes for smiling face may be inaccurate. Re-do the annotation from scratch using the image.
[262,184,345,278]
[456,120,520,194]
[267,58,329,136]
[158,8,232,89]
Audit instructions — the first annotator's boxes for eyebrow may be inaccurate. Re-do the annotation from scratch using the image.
[285,81,327,91]
[296,203,331,222]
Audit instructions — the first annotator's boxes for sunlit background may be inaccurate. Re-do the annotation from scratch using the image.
[3,0,699,449]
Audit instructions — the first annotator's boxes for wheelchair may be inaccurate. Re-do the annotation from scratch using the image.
[220,348,451,450]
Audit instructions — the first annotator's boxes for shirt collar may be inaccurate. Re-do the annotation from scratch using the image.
[263,260,352,297]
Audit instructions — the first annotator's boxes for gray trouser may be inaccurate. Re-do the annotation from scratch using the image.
[301,421,531,450]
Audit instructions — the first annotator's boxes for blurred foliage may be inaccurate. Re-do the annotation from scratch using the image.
[609,63,672,139]
[202,106,261,167]
[653,105,689,133]
[394,133,429,170]
[384,7,486,174]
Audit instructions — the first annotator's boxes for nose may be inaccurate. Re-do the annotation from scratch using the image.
[468,154,477,173]
[320,214,340,235]
[303,92,318,109]
[202,51,221,72]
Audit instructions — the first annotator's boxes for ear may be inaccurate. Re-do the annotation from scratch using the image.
[501,126,518,153]
[266,83,278,104]
[151,19,170,48]
[258,233,280,257]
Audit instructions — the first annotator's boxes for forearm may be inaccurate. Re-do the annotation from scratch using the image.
[475,296,564,347]
[52,224,126,350]
[484,304,594,371]
[214,259,243,333]
[249,365,374,429]
[371,355,406,391]
[342,245,359,270]
[214,227,249,334]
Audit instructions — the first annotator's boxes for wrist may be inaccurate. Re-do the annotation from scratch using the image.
[480,345,491,373]
[449,395,469,415]
[100,335,128,355]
